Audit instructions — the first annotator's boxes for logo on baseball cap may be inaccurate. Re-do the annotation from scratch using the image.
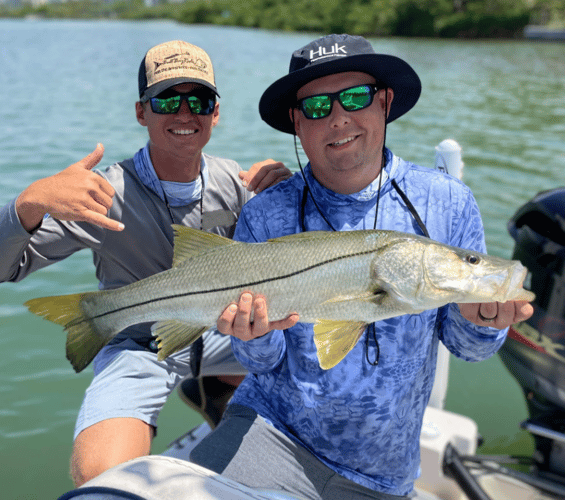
[138,40,219,101]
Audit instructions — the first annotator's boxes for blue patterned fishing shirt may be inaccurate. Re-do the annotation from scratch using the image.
[229,149,507,496]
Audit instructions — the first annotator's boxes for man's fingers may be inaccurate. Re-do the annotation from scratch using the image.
[89,185,115,211]
[78,143,105,171]
[251,166,292,194]
[514,300,534,322]
[270,313,300,331]
[232,293,254,337]
[85,212,124,231]
[217,303,238,335]
[478,302,497,321]
[496,300,533,325]
[216,293,297,339]
[461,300,534,328]
[240,160,291,193]
[217,294,255,339]
[251,296,269,335]
[217,292,299,340]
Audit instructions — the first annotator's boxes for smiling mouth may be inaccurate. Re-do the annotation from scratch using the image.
[171,129,197,136]
[329,135,357,147]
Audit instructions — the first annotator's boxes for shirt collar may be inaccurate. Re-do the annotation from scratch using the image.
[133,143,208,207]
[304,148,393,206]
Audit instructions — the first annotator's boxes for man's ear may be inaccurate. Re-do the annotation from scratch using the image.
[211,102,220,128]
[289,108,300,135]
[136,101,147,126]
[378,88,394,119]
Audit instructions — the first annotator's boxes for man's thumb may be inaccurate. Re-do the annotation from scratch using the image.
[79,143,105,171]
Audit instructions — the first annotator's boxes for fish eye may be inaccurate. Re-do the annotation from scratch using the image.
[465,254,480,265]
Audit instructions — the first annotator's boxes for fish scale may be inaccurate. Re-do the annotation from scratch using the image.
[25,226,534,372]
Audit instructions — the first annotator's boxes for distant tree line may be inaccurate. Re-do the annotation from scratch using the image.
[2,0,564,38]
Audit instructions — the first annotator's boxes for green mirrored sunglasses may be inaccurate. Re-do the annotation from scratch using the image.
[147,89,216,115]
[297,84,380,120]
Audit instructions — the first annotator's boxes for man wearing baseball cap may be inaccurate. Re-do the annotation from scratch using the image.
[0,40,291,485]
[191,34,533,499]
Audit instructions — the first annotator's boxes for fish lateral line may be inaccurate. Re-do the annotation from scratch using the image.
[79,248,379,323]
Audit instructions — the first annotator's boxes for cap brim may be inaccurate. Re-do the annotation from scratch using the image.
[259,54,421,134]
[142,77,220,100]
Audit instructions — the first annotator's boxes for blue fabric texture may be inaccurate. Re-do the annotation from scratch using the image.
[133,143,209,207]
[228,149,507,496]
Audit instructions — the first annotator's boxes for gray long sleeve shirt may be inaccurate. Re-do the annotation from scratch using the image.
[0,153,251,342]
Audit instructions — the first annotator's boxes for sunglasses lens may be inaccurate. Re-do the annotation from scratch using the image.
[301,96,331,119]
[340,85,373,111]
[187,95,216,115]
[151,95,181,114]
[299,85,376,120]
[187,96,202,114]
[150,91,215,115]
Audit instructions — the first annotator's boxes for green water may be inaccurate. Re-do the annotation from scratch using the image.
[0,19,564,499]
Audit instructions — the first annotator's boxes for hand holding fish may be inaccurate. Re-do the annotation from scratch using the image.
[458,300,534,328]
[239,159,292,194]
[15,144,124,233]
[217,292,299,340]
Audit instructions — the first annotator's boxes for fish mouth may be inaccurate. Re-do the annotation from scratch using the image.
[503,264,534,302]
[468,263,533,303]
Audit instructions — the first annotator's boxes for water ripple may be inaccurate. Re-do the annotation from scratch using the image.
[0,20,563,499]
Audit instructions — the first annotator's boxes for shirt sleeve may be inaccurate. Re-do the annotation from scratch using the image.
[0,197,103,283]
[440,303,507,362]
[439,187,508,361]
[0,198,35,282]
[229,203,288,373]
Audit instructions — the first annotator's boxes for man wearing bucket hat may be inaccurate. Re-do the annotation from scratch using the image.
[190,34,533,499]
[0,40,292,485]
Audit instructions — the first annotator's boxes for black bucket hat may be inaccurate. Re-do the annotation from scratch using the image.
[259,34,421,134]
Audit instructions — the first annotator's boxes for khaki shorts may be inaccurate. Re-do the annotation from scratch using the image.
[74,330,246,439]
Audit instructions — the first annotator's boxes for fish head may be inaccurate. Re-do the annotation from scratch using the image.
[421,243,536,305]
[368,236,438,310]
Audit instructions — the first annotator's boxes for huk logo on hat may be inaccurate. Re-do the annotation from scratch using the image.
[138,40,219,100]
[310,43,347,62]
[259,33,422,134]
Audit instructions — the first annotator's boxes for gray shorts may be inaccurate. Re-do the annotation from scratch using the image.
[189,404,413,500]
[74,330,245,439]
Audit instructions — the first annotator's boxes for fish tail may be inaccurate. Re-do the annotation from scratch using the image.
[25,292,111,373]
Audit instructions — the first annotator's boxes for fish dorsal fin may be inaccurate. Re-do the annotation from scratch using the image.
[172,225,237,267]
[267,230,332,243]
[151,320,210,361]
[313,320,367,370]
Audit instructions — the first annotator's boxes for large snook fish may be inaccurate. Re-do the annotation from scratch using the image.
[25,226,534,372]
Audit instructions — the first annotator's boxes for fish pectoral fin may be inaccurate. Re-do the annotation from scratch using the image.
[322,291,381,304]
[171,225,238,267]
[313,320,367,370]
[152,320,210,361]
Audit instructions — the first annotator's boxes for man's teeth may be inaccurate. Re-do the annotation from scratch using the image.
[332,136,355,146]
[172,129,196,135]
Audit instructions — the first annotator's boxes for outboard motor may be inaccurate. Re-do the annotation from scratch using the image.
[502,187,565,478]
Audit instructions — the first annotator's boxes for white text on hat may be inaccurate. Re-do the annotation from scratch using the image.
[310,43,347,62]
